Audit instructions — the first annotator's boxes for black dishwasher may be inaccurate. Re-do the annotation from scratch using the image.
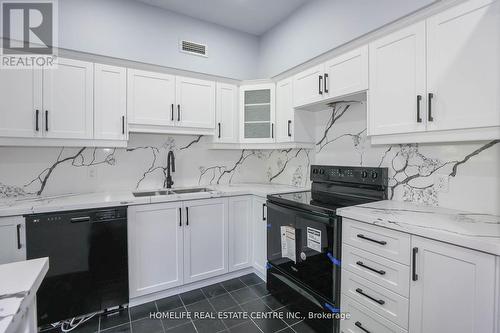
[25,206,129,327]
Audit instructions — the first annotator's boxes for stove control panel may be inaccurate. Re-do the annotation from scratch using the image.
[311,165,388,186]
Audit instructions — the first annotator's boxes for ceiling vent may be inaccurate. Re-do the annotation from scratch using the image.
[180,40,207,57]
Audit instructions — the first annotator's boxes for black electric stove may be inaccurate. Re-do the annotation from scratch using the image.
[266,165,388,333]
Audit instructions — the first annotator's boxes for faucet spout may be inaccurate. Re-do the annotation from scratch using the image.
[166,151,175,188]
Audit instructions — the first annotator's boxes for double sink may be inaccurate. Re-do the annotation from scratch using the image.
[132,187,212,197]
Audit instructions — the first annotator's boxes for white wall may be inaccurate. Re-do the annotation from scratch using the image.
[58,0,260,80]
[258,0,435,77]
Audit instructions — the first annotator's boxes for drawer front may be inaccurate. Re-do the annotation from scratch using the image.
[342,269,409,328]
[342,244,410,297]
[340,296,407,333]
[343,219,410,265]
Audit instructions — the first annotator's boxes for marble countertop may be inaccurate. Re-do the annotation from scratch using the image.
[338,200,500,256]
[0,183,306,217]
[0,258,49,333]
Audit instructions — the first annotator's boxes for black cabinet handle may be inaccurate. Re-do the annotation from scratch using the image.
[356,261,386,275]
[177,104,181,121]
[357,234,387,245]
[318,75,323,95]
[35,110,39,132]
[271,123,274,139]
[324,73,328,93]
[179,207,182,227]
[171,104,174,121]
[262,203,266,221]
[186,207,189,226]
[355,321,371,333]
[355,288,385,305]
[218,123,221,138]
[287,120,292,137]
[412,247,419,281]
[45,110,49,131]
[16,224,22,250]
[417,95,422,123]
[122,116,125,135]
[428,93,434,121]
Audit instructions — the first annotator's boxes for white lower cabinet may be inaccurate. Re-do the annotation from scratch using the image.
[228,196,253,272]
[252,197,268,277]
[341,219,499,333]
[128,202,184,298]
[128,197,232,298]
[0,216,26,265]
[183,198,228,283]
[409,236,497,333]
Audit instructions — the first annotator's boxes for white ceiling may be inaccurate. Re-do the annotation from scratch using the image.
[136,0,309,35]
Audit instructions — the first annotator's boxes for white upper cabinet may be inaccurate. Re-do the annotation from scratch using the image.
[324,46,368,99]
[175,76,215,129]
[43,58,94,139]
[276,78,315,143]
[368,22,427,136]
[127,69,176,127]
[215,82,239,143]
[426,0,500,131]
[0,68,42,138]
[409,236,497,333]
[240,83,276,143]
[183,198,228,284]
[94,64,127,141]
[293,64,325,108]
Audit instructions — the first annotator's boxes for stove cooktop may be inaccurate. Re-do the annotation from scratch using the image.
[267,191,344,215]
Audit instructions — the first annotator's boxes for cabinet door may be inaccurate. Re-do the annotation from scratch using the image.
[409,236,496,333]
[215,82,239,143]
[324,46,368,99]
[426,0,500,131]
[293,64,324,107]
[127,69,176,126]
[368,22,427,135]
[0,217,26,265]
[176,76,216,129]
[252,197,267,278]
[228,196,253,272]
[240,83,276,143]
[128,203,183,298]
[276,78,293,142]
[183,198,228,283]
[0,68,42,138]
[94,64,127,140]
[43,58,94,139]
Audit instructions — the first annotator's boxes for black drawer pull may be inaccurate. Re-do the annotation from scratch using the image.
[357,234,387,245]
[356,261,386,275]
[355,288,385,305]
[16,224,22,250]
[355,321,371,333]
[412,247,419,281]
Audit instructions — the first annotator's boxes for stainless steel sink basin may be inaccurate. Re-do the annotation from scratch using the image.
[172,187,212,194]
[132,190,173,197]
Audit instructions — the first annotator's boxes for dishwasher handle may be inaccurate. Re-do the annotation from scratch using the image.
[70,216,91,223]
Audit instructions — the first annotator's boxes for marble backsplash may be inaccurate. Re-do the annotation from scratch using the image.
[0,101,498,215]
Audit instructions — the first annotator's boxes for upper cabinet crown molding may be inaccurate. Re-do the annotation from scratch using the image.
[368,0,500,144]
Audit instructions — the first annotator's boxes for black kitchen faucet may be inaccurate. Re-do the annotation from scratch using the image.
[166,150,175,188]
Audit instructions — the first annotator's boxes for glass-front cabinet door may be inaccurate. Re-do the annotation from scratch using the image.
[239,83,275,143]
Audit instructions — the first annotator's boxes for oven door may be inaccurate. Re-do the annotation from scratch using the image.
[266,201,341,302]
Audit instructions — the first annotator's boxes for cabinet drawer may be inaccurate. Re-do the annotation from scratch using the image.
[343,219,410,265]
[340,296,407,333]
[342,244,409,297]
[342,269,409,328]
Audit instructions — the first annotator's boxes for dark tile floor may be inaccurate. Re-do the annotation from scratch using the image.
[41,273,315,333]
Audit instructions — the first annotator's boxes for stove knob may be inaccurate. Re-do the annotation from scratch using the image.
[319,169,325,175]
[361,171,368,178]
[338,168,343,176]
[371,172,378,179]
[312,168,318,174]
